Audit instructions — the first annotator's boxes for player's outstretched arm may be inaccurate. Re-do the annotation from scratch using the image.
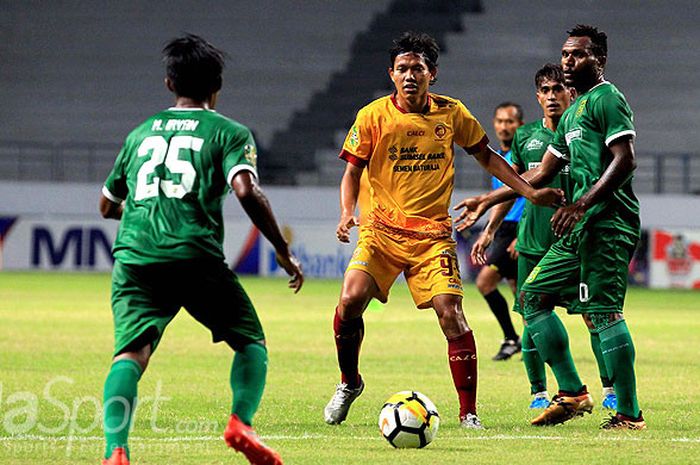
[472,145,564,206]
[454,151,567,231]
[336,162,363,243]
[232,171,304,293]
[99,195,123,220]
[551,136,636,237]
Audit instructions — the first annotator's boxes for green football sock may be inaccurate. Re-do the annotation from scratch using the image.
[230,342,268,426]
[526,311,583,394]
[103,359,142,459]
[599,319,640,418]
[521,326,547,394]
[589,329,613,388]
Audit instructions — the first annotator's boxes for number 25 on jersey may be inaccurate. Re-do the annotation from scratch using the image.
[134,135,203,201]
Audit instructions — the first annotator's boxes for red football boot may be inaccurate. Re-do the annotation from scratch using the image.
[102,447,129,465]
[224,414,283,465]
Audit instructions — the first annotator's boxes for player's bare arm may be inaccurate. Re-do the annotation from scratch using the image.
[232,171,304,292]
[470,199,515,265]
[455,151,567,231]
[336,162,362,243]
[551,136,636,236]
[99,195,123,220]
[471,145,564,207]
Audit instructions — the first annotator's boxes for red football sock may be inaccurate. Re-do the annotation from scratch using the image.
[447,331,478,418]
[333,307,364,388]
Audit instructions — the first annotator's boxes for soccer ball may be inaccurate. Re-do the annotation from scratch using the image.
[378,390,440,448]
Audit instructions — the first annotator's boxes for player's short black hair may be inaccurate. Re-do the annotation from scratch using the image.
[567,24,607,59]
[535,63,566,89]
[162,34,225,101]
[389,31,440,71]
[494,102,524,121]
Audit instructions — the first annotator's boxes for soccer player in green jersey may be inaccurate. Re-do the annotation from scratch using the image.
[454,25,645,430]
[467,63,617,411]
[99,34,303,465]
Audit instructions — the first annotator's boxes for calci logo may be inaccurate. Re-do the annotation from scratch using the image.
[434,123,448,139]
[406,129,425,137]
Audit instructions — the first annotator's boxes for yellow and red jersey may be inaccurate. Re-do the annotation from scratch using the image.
[340,93,488,238]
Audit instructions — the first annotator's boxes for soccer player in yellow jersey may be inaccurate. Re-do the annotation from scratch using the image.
[323,32,564,428]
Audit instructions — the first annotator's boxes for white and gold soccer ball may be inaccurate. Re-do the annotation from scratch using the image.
[378,390,440,448]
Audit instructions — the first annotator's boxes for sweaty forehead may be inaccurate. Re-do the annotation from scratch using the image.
[538,78,565,90]
[562,36,593,51]
[394,52,429,66]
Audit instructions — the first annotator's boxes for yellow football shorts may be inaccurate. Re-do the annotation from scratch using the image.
[346,226,463,309]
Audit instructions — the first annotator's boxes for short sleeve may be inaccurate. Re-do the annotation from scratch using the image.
[103,142,130,203]
[453,101,488,154]
[222,124,259,186]
[510,128,524,169]
[339,108,373,167]
[548,122,570,161]
[596,92,636,147]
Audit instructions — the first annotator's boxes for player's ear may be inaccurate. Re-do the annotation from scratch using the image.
[429,67,438,85]
[596,55,607,72]
[165,78,175,93]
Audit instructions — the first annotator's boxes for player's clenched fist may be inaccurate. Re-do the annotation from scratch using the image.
[336,215,359,243]
[530,187,566,207]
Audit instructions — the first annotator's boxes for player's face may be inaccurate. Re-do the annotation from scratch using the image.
[561,36,603,88]
[389,53,435,100]
[536,79,571,118]
[493,106,522,146]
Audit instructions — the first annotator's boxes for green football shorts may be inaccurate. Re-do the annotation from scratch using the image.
[520,227,637,315]
[513,251,576,315]
[111,258,265,356]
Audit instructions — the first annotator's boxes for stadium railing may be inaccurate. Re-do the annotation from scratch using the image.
[0,139,698,194]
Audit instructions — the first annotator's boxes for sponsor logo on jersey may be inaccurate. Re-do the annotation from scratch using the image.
[526,138,544,151]
[244,144,258,167]
[388,145,399,161]
[407,130,425,136]
[575,98,588,117]
[565,128,582,145]
[349,125,359,148]
[434,123,447,139]
[528,162,541,170]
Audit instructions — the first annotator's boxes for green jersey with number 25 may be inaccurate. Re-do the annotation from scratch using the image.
[103,108,258,265]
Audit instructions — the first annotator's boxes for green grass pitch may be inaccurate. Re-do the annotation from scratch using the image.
[1,272,699,464]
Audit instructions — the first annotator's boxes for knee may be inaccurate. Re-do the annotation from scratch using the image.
[476,268,497,294]
[114,344,152,372]
[521,291,554,323]
[338,290,367,319]
[114,352,150,373]
[589,312,624,331]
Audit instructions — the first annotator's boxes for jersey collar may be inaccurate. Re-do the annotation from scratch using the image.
[390,93,432,114]
[167,107,211,111]
[584,80,610,94]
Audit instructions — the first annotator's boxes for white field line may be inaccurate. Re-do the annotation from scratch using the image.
[1,434,699,443]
